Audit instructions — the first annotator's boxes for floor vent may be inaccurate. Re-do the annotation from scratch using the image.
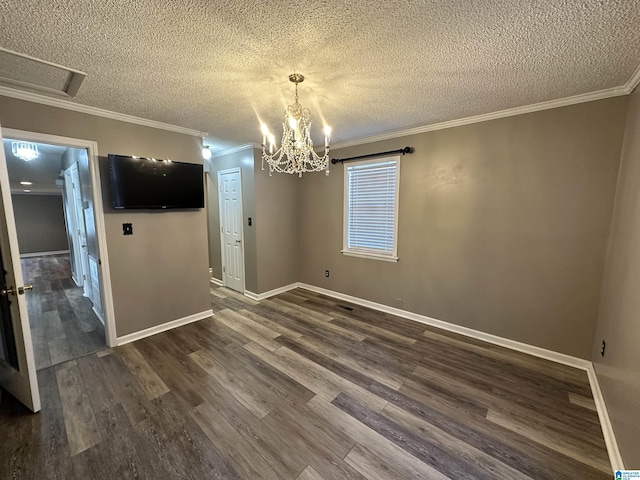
[337,305,354,311]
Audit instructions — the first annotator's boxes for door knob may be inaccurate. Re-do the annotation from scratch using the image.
[18,284,34,295]
[0,286,16,296]
[235,239,242,243]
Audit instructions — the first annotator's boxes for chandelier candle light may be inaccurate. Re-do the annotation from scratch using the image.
[261,74,331,177]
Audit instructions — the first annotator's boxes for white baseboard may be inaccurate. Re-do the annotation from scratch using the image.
[20,249,69,258]
[586,365,625,471]
[210,277,223,287]
[115,309,214,346]
[92,306,105,326]
[299,283,590,370]
[298,283,622,472]
[245,282,300,301]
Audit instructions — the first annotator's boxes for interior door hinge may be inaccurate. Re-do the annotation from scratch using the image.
[223,266,226,273]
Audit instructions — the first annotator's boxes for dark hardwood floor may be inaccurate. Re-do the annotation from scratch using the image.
[21,254,105,370]
[0,284,611,479]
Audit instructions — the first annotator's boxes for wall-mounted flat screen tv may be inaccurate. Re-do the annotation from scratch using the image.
[109,154,204,209]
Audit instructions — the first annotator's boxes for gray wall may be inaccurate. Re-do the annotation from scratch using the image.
[11,194,68,254]
[206,148,258,293]
[206,148,299,295]
[0,95,210,337]
[254,156,299,293]
[592,88,640,467]
[298,97,628,359]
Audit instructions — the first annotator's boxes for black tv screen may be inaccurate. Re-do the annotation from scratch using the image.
[109,154,204,209]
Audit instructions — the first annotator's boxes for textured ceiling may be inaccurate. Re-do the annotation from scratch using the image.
[0,0,639,152]
[2,139,67,194]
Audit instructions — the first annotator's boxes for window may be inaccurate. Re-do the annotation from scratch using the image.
[343,156,400,261]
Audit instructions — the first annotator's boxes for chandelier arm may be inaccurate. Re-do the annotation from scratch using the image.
[260,73,331,176]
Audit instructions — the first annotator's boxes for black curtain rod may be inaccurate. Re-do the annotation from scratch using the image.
[331,146,413,164]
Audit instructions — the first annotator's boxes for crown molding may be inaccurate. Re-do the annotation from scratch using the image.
[625,62,640,94]
[210,143,260,159]
[330,86,629,150]
[0,85,205,137]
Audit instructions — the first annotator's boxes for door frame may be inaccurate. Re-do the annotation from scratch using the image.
[217,167,245,293]
[65,162,92,298]
[62,165,84,288]
[3,128,117,347]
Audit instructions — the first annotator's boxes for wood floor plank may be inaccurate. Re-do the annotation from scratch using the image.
[195,366,308,479]
[99,350,157,425]
[224,344,316,405]
[71,403,155,480]
[366,381,610,480]
[216,309,281,351]
[0,365,75,479]
[191,400,282,480]
[569,392,598,411]
[274,396,357,459]
[238,308,303,339]
[223,308,282,339]
[329,310,418,346]
[382,402,534,480]
[486,408,611,474]
[118,343,170,400]
[215,309,278,351]
[283,334,405,390]
[245,342,388,412]
[421,326,590,386]
[296,465,327,480]
[333,392,500,480]
[261,299,367,342]
[48,337,73,365]
[304,397,450,480]
[344,442,418,480]
[76,353,118,414]
[55,361,102,456]
[262,407,367,480]
[190,348,275,418]
[270,297,335,322]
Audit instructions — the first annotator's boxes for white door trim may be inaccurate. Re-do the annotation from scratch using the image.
[217,167,245,293]
[3,128,117,347]
[62,166,83,287]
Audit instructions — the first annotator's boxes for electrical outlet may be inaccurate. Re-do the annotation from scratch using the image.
[325,270,330,277]
[601,340,606,357]
[123,223,133,235]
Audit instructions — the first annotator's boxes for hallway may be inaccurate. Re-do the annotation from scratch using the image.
[21,254,105,370]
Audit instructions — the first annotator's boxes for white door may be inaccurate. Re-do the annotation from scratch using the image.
[69,163,91,299]
[63,167,84,288]
[0,124,41,412]
[218,169,244,293]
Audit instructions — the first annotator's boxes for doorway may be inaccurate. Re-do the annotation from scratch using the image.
[218,168,245,293]
[3,137,106,370]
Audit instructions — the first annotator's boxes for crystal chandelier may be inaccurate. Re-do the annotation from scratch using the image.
[261,74,331,177]
[11,141,39,162]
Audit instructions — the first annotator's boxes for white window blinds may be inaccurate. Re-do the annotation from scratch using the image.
[344,158,399,259]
